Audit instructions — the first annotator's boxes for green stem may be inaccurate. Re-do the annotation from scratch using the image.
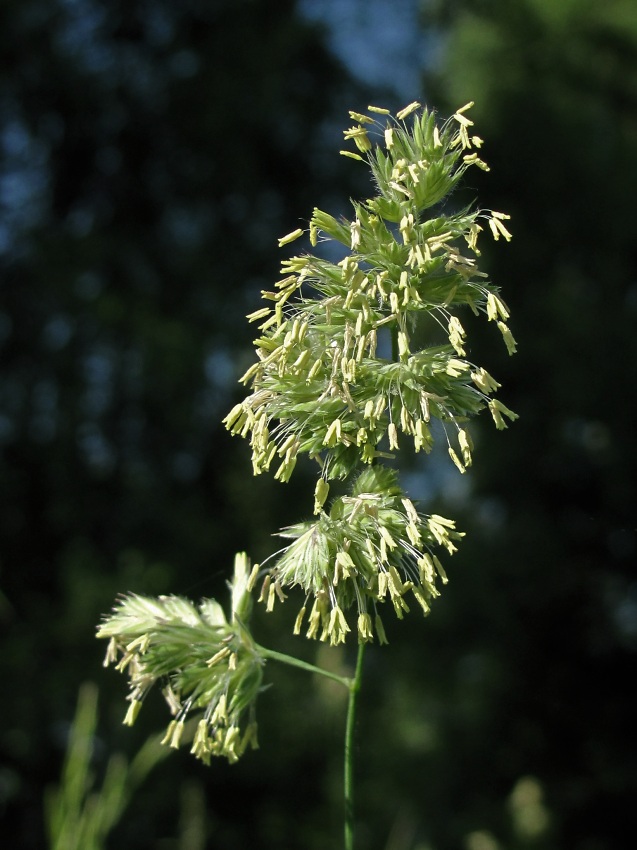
[257,645,352,689]
[259,639,366,849]
[344,641,366,850]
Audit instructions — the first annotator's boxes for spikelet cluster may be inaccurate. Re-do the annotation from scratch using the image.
[224,103,517,643]
[98,554,262,764]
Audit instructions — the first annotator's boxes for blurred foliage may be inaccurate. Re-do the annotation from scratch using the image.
[2,0,636,848]
[387,0,637,848]
[45,682,170,850]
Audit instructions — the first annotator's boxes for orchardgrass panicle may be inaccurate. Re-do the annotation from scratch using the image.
[99,102,516,763]
[224,101,516,643]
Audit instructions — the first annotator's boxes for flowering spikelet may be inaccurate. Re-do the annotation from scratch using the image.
[97,553,263,764]
[264,467,463,644]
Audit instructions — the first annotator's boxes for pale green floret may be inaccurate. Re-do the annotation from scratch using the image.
[486,292,510,322]
[246,307,271,323]
[472,367,501,393]
[161,719,186,750]
[343,124,372,153]
[123,699,142,727]
[488,211,513,242]
[458,429,473,466]
[278,228,304,247]
[314,478,330,515]
[488,398,519,430]
[396,101,421,120]
[497,321,518,355]
[349,110,374,125]
[449,447,466,473]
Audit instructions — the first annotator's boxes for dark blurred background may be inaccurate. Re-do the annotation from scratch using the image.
[1,1,636,848]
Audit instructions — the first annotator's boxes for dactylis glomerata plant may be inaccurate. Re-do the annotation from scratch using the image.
[98,101,517,847]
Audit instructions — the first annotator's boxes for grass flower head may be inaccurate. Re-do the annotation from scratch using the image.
[97,553,263,764]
